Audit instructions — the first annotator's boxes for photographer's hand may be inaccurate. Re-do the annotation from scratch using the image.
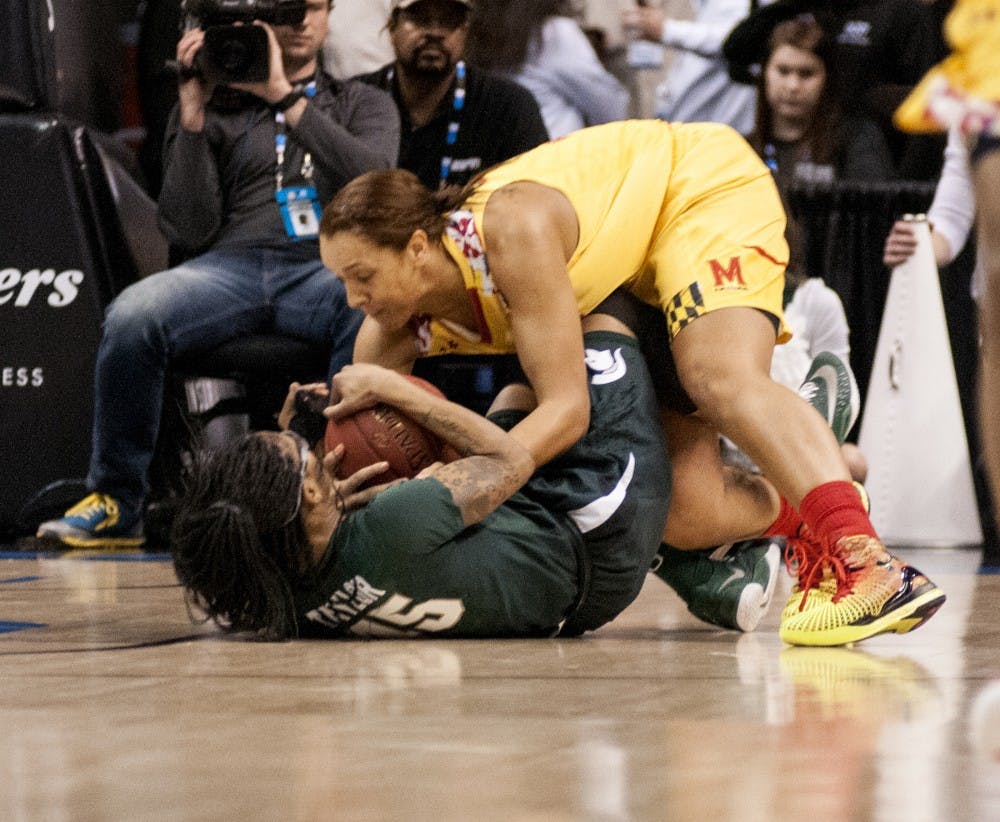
[176,28,213,132]
[230,22,307,125]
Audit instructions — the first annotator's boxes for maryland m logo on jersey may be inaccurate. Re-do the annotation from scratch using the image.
[708,256,746,290]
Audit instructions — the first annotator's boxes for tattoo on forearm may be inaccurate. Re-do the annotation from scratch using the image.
[419,408,482,457]
[434,457,523,523]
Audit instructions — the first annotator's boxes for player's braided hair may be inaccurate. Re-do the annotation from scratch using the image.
[170,434,314,640]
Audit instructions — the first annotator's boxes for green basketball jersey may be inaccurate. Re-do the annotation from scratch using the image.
[294,330,671,639]
[296,478,581,638]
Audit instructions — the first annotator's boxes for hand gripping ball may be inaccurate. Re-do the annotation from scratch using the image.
[324,375,452,486]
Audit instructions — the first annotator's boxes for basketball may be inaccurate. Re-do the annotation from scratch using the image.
[324,375,450,486]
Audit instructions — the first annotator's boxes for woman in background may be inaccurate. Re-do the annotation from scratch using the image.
[466,0,628,138]
[745,16,894,187]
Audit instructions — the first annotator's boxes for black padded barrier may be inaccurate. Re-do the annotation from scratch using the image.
[0,0,57,112]
[0,115,143,536]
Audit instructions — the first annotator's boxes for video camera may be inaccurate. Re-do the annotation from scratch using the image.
[181,0,308,84]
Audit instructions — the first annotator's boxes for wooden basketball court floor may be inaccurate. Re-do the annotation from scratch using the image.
[2,542,999,822]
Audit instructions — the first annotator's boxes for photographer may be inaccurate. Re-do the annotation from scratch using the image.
[37,0,401,549]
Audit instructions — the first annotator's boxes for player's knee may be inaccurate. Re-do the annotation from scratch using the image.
[680,362,761,420]
[662,478,730,548]
[662,464,777,549]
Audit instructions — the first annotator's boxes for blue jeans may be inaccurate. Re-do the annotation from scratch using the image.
[87,243,361,518]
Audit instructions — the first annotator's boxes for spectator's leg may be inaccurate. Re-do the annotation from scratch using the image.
[88,249,270,516]
[268,247,363,380]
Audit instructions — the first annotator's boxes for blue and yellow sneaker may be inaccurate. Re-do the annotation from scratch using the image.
[36,493,144,548]
[779,351,938,645]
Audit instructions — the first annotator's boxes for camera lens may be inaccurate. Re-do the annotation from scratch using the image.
[202,25,271,83]
[216,39,251,73]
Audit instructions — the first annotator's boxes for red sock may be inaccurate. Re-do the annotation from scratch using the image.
[799,480,877,545]
[763,496,802,538]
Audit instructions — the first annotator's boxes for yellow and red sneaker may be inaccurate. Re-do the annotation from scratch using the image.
[779,535,946,647]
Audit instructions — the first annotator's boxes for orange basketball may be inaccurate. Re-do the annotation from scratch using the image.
[324,376,451,487]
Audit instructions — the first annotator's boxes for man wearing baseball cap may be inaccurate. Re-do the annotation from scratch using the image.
[356,0,549,191]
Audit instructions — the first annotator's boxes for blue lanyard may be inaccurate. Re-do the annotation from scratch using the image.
[388,60,467,189]
[274,79,317,191]
[439,60,466,189]
[763,143,778,173]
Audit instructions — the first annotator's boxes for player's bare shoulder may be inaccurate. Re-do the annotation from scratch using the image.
[481,181,579,265]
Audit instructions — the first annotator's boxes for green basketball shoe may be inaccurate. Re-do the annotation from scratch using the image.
[798,351,860,445]
[651,539,783,632]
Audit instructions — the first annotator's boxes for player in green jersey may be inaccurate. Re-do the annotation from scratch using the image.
[170,311,672,638]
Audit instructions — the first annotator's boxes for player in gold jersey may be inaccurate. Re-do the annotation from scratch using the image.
[319,120,945,646]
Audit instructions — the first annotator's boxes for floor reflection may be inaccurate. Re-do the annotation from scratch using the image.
[2,547,999,821]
